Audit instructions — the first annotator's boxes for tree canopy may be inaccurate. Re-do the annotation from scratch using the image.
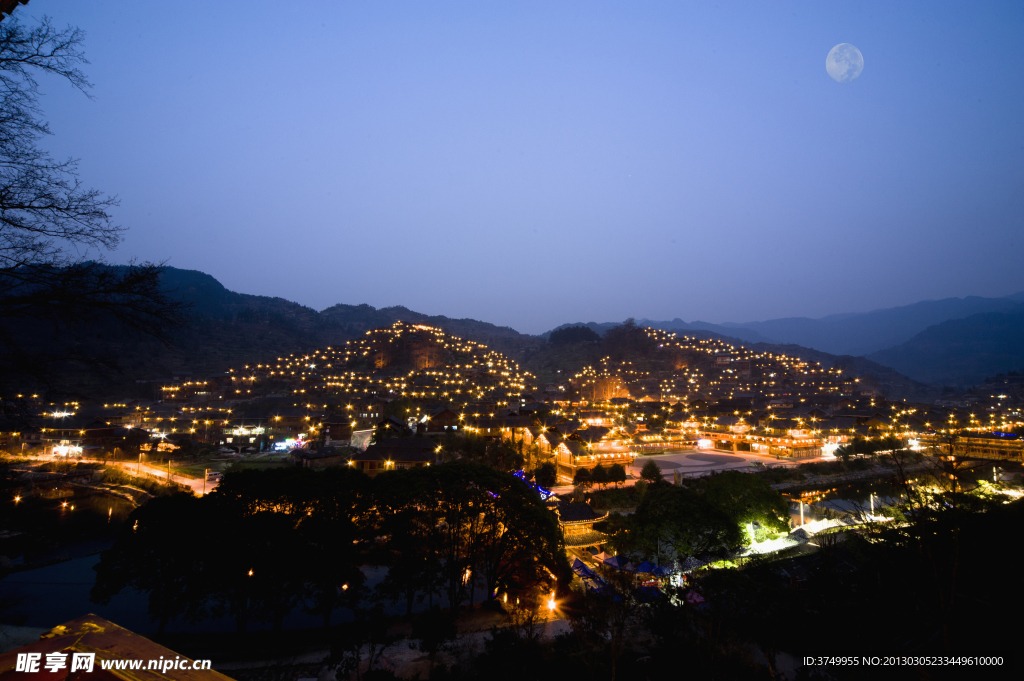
[92,462,569,632]
[629,483,742,561]
[640,459,663,484]
[602,318,657,359]
[549,325,601,345]
[697,470,790,533]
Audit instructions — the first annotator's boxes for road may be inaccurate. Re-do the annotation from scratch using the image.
[5,452,219,495]
[108,461,217,495]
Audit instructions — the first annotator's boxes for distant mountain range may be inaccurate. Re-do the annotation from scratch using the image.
[156,268,937,401]
[866,308,1024,386]
[168,269,1022,389]
[547,292,1024,387]
[35,267,1022,397]
[161,268,527,342]
[42,267,537,399]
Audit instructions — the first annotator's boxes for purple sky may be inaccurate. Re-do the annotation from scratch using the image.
[34,1,1024,333]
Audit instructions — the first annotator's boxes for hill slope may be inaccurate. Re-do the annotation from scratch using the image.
[525,328,934,402]
[545,293,1024,362]
[729,295,1024,356]
[161,267,526,342]
[866,307,1024,386]
[38,267,537,399]
[543,320,771,344]
[27,266,949,400]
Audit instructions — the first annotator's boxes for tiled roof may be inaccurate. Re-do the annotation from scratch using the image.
[556,500,606,523]
[356,437,436,462]
[0,614,234,680]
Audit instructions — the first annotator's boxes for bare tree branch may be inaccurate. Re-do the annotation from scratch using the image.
[0,15,184,398]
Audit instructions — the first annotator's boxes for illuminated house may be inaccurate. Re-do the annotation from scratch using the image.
[951,432,1024,461]
[0,429,21,450]
[532,428,562,456]
[573,426,614,448]
[464,415,533,441]
[321,412,353,446]
[425,406,460,433]
[579,410,614,427]
[697,427,823,458]
[349,437,436,476]
[553,500,608,549]
[269,408,320,441]
[555,440,635,483]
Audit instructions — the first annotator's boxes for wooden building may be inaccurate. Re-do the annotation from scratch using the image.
[553,500,608,549]
[349,437,437,476]
[291,447,348,468]
[951,432,1024,461]
[555,440,635,483]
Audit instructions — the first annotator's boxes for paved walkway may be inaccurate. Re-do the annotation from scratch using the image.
[6,453,219,496]
[109,461,217,495]
[551,449,829,493]
[629,448,808,482]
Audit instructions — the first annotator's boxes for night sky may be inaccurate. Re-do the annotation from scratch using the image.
[36,1,1024,333]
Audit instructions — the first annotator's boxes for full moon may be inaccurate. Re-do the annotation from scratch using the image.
[826,43,863,83]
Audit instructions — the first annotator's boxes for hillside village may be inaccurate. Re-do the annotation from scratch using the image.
[2,3,1023,674]
[7,321,1022,485]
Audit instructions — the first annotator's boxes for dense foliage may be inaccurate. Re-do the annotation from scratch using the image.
[548,325,600,346]
[424,488,1024,681]
[609,471,789,564]
[601,318,658,360]
[92,463,569,633]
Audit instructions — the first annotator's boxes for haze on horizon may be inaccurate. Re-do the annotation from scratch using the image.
[38,0,1024,334]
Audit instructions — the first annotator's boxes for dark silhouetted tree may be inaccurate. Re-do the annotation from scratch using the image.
[327,605,397,681]
[640,459,663,484]
[608,463,626,488]
[549,325,600,345]
[534,462,557,488]
[602,318,657,360]
[0,14,183,398]
[573,467,592,488]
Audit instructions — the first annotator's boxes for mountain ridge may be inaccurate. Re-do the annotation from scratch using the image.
[542,292,1024,359]
[149,268,940,400]
[160,267,530,342]
[35,266,1006,398]
[866,306,1024,387]
[169,267,1023,390]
